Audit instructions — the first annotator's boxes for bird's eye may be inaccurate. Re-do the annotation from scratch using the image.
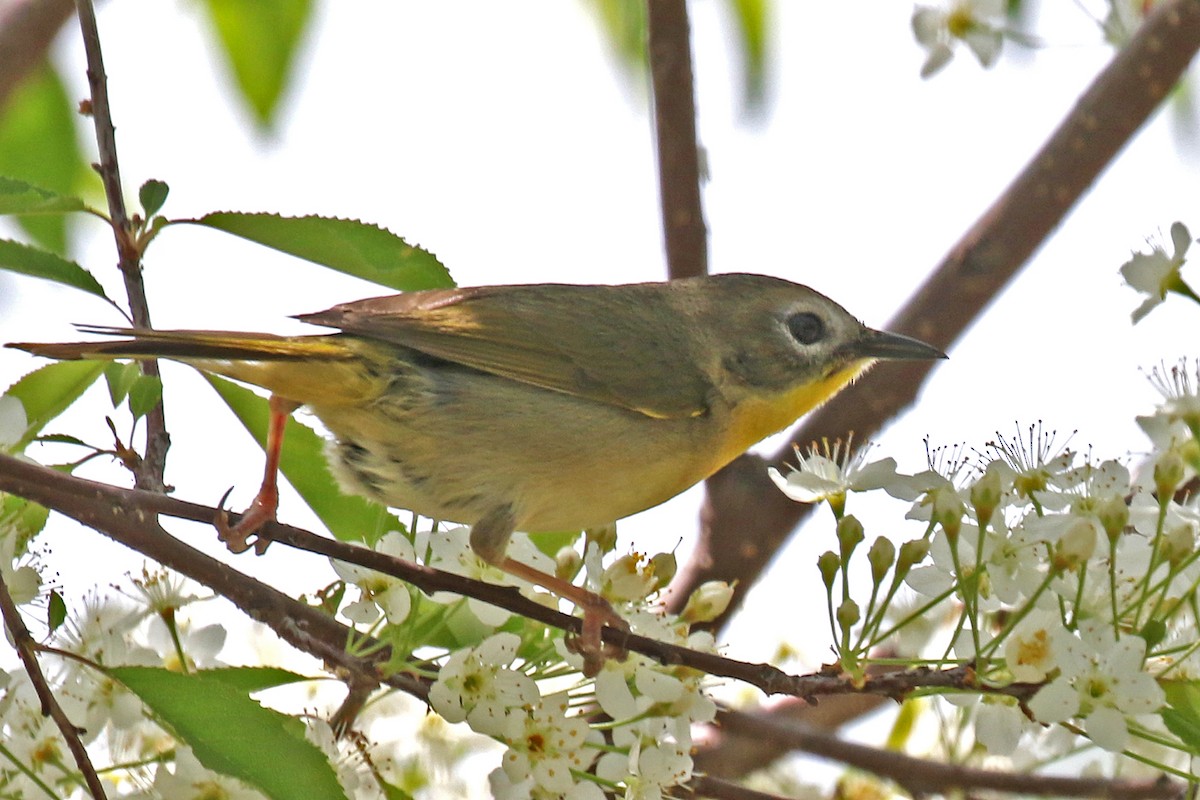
[786,311,825,345]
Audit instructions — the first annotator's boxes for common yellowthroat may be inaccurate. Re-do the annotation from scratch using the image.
[9,273,944,666]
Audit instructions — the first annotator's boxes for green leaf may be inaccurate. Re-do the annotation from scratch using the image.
[527,530,582,559]
[104,362,140,406]
[186,213,453,291]
[585,0,648,82]
[0,177,86,216]
[139,179,170,218]
[4,361,106,450]
[47,589,67,633]
[199,0,314,128]
[0,64,90,252]
[725,0,770,114]
[0,238,110,301]
[127,374,163,421]
[109,666,348,800]
[203,375,402,545]
[187,666,312,694]
[1163,680,1200,752]
[1,493,49,551]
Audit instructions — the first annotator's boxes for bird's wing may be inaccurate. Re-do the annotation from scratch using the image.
[295,283,711,419]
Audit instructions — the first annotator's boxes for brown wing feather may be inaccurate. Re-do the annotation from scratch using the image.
[296,283,712,419]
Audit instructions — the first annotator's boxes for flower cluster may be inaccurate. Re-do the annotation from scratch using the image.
[774,400,1200,764]
[425,539,723,800]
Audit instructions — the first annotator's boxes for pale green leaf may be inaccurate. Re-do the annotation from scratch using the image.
[186,212,453,291]
[4,360,106,450]
[0,177,86,216]
[1163,680,1200,753]
[0,238,109,301]
[199,0,315,128]
[0,64,90,252]
[109,666,347,800]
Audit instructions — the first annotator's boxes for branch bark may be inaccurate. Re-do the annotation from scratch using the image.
[74,0,170,490]
[647,0,707,278]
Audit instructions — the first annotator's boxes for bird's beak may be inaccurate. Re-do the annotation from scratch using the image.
[845,328,947,362]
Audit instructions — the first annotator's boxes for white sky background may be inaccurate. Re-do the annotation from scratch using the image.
[1,0,1199,752]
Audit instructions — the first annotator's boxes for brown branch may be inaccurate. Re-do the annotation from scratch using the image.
[0,574,109,799]
[646,0,707,278]
[0,455,428,703]
[700,708,1187,799]
[73,0,169,490]
[0,452,1014,703]
[0,0,75,111]
[673,0,1200,626]
[692,695,889,780]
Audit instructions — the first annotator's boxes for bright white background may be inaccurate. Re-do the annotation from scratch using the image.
[0,0,1198,748]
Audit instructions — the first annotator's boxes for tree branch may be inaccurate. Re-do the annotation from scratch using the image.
[701,708,1186,799]
[646,0,707,278]
[73,0,169,490]
[0,452,1025,704]
[0,573,108,799]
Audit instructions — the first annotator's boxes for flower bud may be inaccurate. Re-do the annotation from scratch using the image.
[680,580,735,624]
[837,515,865,561]
[817,551,841,591]
[1155,448,1186,499]
[1096,494,1129,542]
[836,598,861,629]
[649,552,677,591]
[867,536,896,584]
[555,546,582,581]
[585,524,619,555]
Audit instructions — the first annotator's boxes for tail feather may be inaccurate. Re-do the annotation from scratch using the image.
[8,327,354,362]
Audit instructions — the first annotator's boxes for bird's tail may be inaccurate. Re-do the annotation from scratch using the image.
[7,327,372,406]
[7,326,353,362]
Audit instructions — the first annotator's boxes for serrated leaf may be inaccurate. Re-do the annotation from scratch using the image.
[104,361,140,406]
[199,0,314,128]
[0,177,87,216]
[186,213,453,291]
[35,433,90,447]
[127,374,163,421]
[1162,680,1200,752]
[0,238,110,301]
[139,179,170,218]
[4,361,106,450]
[189,666,312,694]
[47,589,66,633]
[0,64,90,252]
[203,375,402,545]
[109,666,348,800]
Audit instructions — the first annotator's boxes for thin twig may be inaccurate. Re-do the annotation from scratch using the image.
[646,0,707,278]
[72,0,169,490]
[674,0,1200,627]
[0,573,108,799]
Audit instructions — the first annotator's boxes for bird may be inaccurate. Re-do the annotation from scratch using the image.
[8,272,945,671]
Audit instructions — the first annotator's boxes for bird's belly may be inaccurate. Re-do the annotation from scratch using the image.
[309,365,725,531]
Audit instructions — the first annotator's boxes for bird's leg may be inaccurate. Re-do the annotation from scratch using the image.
[215,394,300,555]
[471,506,628,676]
